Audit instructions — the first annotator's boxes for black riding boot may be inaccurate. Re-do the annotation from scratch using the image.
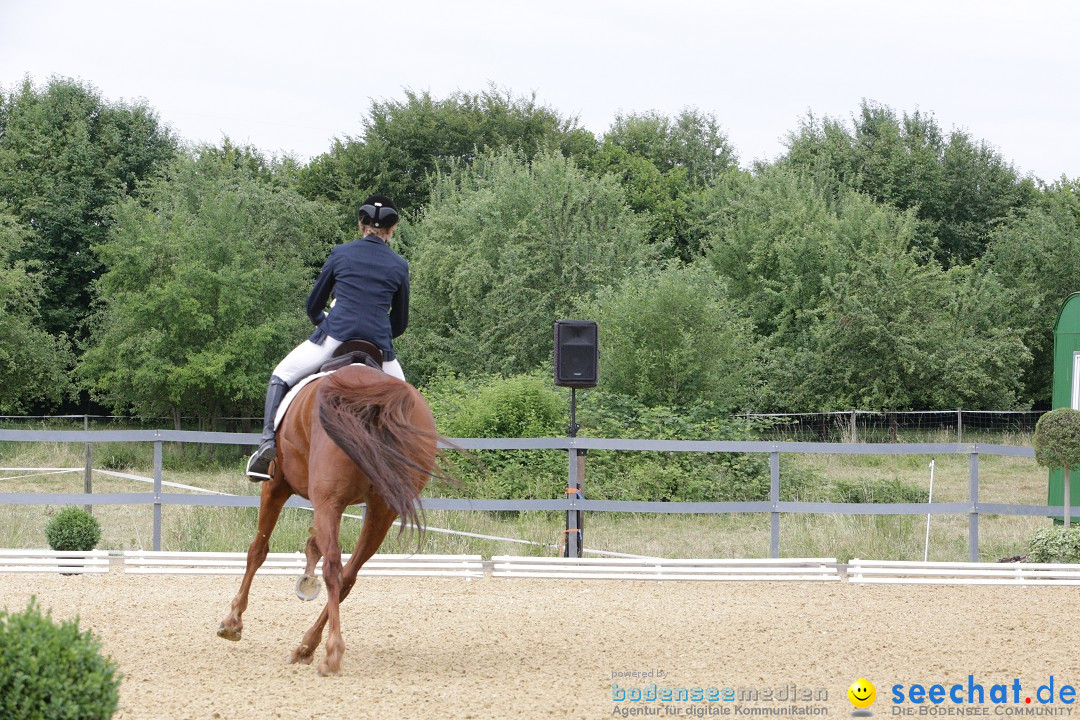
[245,376,290,481]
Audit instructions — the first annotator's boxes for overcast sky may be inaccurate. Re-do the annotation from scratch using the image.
[1,0,1077,181]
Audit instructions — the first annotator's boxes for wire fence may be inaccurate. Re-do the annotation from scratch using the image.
[745,410,1043,444]
[1,410,1046,444]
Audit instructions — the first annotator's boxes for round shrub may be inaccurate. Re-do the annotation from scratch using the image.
[1028,526,1080,563]
[0,598,120,720]
[1034,408,1080,471]
[45,507,102,552]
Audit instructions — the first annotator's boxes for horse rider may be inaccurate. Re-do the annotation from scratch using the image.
[245,194,410,480]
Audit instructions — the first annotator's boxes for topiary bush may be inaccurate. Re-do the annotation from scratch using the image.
[1034,408,1080,472]
[0,598,120,720]
[1034,408,1080,525]
[45,507,102,551]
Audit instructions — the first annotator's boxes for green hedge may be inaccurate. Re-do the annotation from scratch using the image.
[0,598,120,720]
[1028,526,1080,563]
[423,373,772,502]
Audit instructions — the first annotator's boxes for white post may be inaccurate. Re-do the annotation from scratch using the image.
[924,459,935,562]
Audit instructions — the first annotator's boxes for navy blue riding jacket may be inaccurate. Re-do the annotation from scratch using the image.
[306,235,410,360]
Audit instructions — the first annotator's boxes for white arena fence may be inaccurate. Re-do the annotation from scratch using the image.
[491,556,840,581]
[122,551,484,578]
[848,559,1080,586]
[0,548,110,574]
[0,550,843,582]
[0,428,1064,562]
[9,550,1080,586]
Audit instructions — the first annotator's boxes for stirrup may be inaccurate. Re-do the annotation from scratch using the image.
[246,441,276,481]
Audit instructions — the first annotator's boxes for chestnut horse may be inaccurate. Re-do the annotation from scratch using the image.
[216,364,438,676]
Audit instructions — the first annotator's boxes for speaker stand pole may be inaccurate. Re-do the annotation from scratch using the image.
[565,388,582,558]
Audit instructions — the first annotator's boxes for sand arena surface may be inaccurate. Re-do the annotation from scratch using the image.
[1,569,1077,719]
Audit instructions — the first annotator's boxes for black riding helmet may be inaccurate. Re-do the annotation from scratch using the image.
[357,195,399,229]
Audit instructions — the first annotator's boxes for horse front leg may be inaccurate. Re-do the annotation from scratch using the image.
[217,479,291,641]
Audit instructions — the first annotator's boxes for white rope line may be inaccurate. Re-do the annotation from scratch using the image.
[0,468,81,481]
[94,469,234,496]
[6,466,655,560]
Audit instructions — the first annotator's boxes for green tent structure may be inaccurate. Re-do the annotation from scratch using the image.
[1048,292,1080,522]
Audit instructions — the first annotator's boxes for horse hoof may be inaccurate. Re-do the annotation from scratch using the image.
[317,661,341,677]
[295,574,321,601]
[289,646,314,665]
[217,624,242,642]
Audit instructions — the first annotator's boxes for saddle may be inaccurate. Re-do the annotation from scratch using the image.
[320,338,384,373]
[274,340,386,432]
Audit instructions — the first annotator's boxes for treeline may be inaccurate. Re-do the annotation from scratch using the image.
[2,76,1077,428]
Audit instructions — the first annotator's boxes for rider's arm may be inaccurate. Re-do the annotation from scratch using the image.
[389,267,409,338]
[306,254,336,326]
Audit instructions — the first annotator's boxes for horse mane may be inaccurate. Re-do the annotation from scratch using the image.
[316,371,438,536]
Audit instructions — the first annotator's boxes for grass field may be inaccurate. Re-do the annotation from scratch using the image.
[0,437,1051,562]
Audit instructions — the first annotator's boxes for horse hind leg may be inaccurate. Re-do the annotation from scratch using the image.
[339,496,399,602]
[290,501,348,674]
[295,527,322,601]
[218,479,291,641]
[288,497,399,671]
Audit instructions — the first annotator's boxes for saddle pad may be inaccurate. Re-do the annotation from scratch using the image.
[274,373,329,429]
[274,364,366,430]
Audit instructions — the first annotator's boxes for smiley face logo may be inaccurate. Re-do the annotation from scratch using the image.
[848,678,876,709]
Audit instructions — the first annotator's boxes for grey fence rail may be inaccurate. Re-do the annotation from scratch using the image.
[0,429,1061,560]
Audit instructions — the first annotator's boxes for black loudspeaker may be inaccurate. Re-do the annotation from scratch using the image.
[554,320,598,388]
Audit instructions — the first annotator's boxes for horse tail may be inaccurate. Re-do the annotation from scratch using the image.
[316,371,438,535]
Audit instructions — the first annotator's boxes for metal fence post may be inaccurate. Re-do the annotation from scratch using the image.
[153,439,163,551]
[770,451,780,558]
[968,450,979,562]
[83,415,92,514]
[566,444,580,558]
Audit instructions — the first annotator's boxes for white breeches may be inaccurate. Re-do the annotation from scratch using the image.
[273,339,405,385]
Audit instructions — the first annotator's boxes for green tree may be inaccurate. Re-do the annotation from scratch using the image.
[589,109,738,259]
[983,179,1080,405]
[1034,408,1080,526]
[78,144,344,426]
[707,167,1029,411]
[0,76,177,337]
[705,166,850,341]
[298,86,595,229]
[782,243,1028,412]
[602,109,736,186]
[782,100,1036,265]
[399,149,651,383]
[0,209,74,412]
[579,261,760,407]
